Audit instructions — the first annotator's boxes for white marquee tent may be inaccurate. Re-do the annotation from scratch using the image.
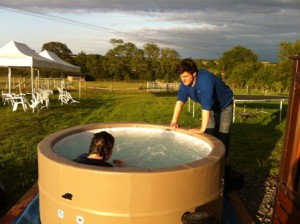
[39,50,80,73]
[39,50,81,97]
[0,40,81,95]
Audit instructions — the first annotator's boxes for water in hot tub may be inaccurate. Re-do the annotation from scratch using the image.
[53,128,212,169]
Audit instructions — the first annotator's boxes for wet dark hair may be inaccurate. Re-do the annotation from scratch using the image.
[176,58,198,75]
[88,131,115,161]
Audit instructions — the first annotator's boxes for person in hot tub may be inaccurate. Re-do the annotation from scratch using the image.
[74,131,124,167]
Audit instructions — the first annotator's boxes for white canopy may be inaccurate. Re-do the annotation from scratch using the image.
[0,41,81,94]
[39,50,80,73]
[39,50,81,98]
[0,41,58,68]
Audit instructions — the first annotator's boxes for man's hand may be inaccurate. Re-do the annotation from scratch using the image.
[189,128,205,134]
[170,122,179,129]
[113,159,125,167]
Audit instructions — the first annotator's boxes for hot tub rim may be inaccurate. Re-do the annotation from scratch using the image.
[38,122,225,173]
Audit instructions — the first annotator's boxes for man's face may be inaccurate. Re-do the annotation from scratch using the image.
[180,71,196,86]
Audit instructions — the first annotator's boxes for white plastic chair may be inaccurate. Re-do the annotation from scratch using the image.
[57,87,67,104]
[26,93,41,113]
[57,87,79,105]
[2,92,15,105]
[41,89,53,108]
[11,94,28,112]
[65,92,80,104]
[2,91,9,103]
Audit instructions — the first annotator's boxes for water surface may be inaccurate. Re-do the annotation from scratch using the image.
[53,128,211,169]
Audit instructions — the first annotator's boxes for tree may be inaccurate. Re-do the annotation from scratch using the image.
[275,60,291,92]
[219,45,258,79]
[143,43,160,80]
[104,39,144,81]
[85,54,105,80]
[109,39,124,47]
[206,60,217,69]
[42,42,73,63]
[253,64,276,94]
[194,60,206,70]
[278,40,300,61]
[157,48,180,81]
[129,48,146,81]
[229,62,255,88]
[276,39,300,92]
[73,51,88,75]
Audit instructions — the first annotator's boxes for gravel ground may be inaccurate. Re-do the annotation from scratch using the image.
[235,173,279,224]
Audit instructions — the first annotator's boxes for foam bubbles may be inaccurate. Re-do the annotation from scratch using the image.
[53,128,211,169]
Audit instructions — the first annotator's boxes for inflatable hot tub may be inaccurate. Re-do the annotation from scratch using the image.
[38,123,225,224]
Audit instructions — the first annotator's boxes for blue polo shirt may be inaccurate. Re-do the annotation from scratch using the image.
[177,69,233,110]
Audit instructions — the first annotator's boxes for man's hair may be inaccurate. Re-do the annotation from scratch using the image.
[176,58,198,75]
[89,131,114,161]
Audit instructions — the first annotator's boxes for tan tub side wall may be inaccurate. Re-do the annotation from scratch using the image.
[38,123,225,224]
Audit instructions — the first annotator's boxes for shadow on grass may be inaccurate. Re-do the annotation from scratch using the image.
[0,94,117,217]
[229,104,288,222]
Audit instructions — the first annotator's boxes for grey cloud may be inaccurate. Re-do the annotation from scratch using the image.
[123,7,299,61]
[1,0,299,62]
[3,0,300,13]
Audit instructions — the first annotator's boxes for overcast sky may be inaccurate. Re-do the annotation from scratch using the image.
[0,0,299,62]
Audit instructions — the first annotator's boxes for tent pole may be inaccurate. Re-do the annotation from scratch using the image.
[31,67,34,96]
[8,67,11,94]
[37,70,40,89]
[61,71,63,90]
[79,77,81,100]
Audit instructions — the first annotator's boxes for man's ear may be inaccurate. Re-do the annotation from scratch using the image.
[193,72,196,76]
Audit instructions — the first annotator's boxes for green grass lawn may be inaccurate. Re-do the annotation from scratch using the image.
[0,87,288,217]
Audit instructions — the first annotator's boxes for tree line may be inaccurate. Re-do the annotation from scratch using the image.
[2,39,300,93]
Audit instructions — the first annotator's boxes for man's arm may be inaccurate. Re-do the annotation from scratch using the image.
[189,109,210,133]
[200,109,210,132]
[170,101,184,128]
